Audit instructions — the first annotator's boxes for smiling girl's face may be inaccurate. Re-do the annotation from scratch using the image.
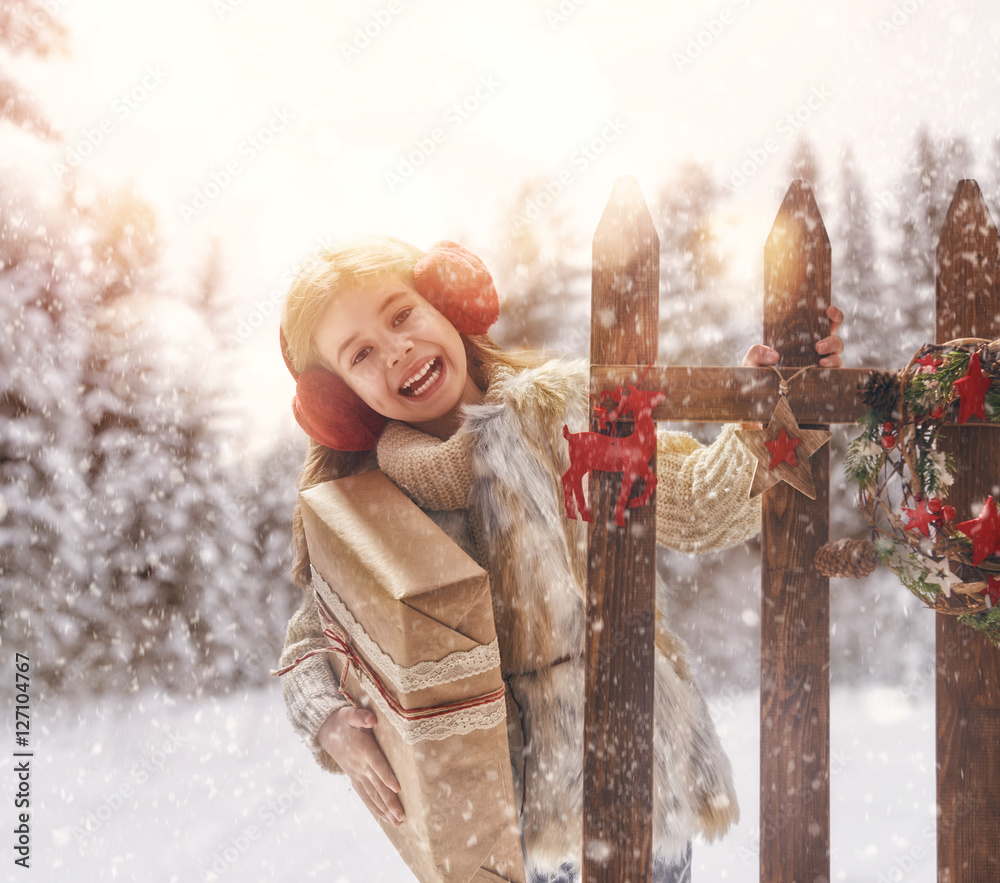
[313,274,483,440]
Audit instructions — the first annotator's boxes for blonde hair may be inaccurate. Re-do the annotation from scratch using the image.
[283,234,544,586]
[281,234,425,376]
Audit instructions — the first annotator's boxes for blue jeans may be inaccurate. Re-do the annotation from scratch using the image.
[529,843,693,883]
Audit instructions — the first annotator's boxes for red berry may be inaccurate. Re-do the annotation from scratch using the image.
[928,498,943,513]
[913,493,924,503]
[880,434,896,449]
[882,421,895,434]
[930,406,944,420]
[942,505,956,521]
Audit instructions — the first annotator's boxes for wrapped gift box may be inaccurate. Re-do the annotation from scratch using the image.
[299,469,525,883]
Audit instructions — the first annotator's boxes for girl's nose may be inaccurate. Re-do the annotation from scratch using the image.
[385,335,413,367]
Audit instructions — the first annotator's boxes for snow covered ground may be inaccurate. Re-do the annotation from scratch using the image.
[5,681,937,883]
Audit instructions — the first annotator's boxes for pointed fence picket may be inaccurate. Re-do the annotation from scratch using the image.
[933,181,1000,881]
[582,176,1000,883]
[584,178,659,881]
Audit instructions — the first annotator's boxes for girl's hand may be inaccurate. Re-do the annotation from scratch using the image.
[742,305,845,369]
[318,706,405,827]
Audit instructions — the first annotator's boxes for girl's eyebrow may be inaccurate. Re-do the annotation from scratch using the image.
[336,291,411,365]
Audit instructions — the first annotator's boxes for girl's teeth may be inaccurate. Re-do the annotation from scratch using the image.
[411,364,441,395]
[402,360,433,389]
[401,359,439,394]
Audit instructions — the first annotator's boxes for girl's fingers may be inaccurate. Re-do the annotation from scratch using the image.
[816,331,844,355]
[819,354,841,368]
[816,305,845,367]
[370,771,405,823]
[344,706,376,728]
[743,305,844,369]
[366,746,400,794]
[826,304,844,335]
[361,775,405,826]
[349,716,404,823]
[361,746,404,822]
[356,778,394,824]
[349,715,400,794]
[743,344,779,367]
[816,333,844,368]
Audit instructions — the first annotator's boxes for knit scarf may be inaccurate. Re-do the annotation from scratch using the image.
[374,363,522,565]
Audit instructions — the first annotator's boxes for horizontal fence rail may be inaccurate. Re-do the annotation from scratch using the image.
[582,175,1000,882]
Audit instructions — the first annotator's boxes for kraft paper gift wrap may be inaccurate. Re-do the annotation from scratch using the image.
[299,469,526,883]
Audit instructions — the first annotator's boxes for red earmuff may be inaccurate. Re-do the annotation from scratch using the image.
[280,327,386,452]
[281,241,499,451]
[413,240,499,334]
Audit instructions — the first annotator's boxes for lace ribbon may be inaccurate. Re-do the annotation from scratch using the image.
[310,570,501,691]
[272,570,507,745]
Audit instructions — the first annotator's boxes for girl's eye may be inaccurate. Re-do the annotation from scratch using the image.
[352,346,372,365]
[393,308,412,326]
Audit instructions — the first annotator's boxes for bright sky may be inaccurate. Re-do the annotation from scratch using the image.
[14,0,1000,447]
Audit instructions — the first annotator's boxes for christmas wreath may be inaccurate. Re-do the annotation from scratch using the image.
[841,338,1000,645]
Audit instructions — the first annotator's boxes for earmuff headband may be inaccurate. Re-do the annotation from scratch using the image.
[281,241,499,451]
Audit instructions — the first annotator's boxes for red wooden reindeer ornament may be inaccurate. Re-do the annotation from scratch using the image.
[562,384,665,527]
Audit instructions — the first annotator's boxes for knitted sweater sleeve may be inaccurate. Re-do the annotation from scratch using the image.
[276,587,350,775]
[655,423,761,555]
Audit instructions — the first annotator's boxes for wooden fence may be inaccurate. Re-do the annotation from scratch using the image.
[582,176,1000,882]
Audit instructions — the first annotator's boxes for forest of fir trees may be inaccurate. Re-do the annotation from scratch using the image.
[0,1,302,697]
[3,0,999,697]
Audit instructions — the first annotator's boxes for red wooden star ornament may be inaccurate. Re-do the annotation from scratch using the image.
[903,498,939,538]
[736,396,832,499]
[953,351,992,424]
[766,429,800,468]
[955,495,1000,566]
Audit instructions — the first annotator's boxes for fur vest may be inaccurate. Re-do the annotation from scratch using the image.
[373,357,750,871]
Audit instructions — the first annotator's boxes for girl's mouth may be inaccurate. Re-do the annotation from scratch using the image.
[399,357,443,397]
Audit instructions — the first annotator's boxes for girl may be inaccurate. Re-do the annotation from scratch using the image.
[275,236,844,883]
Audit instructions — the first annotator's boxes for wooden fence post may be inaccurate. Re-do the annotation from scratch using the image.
[583,175,658,883]
[760,180,832,883]
[580,175,999,883]
[934,179,1000,882]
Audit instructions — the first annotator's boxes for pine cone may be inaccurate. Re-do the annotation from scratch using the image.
[858,371,899,421]
[814,538,880,578]
[979,343,1000,382]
